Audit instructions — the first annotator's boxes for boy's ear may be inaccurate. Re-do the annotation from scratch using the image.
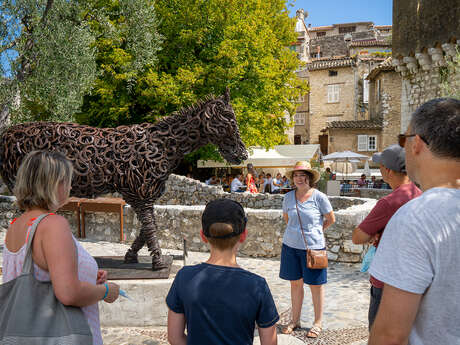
[239,228,248,243]
[200,229,209,243]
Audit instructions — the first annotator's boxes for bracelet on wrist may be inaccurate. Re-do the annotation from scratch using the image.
[102,283,109,300]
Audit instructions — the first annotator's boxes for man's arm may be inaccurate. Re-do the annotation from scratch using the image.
[352,227,372,244]
[258,325,277,345]
[368,284,422,345]
[322,211,335,230]
[167,309,187,345]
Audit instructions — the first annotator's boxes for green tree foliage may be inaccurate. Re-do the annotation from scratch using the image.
[78,0,308,155]
[76,0,162,126]
[0,0,97,123]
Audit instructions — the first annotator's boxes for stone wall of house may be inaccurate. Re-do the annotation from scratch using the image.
[0,194,377,263]
[392,43,458,130]
[328,128,381,154]
[380,71,402,148]
[308,67,355,144]
[310,30,374,58]
[392,0,459,58]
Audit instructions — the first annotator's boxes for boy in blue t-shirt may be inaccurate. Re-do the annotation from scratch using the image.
[166,198,279,345]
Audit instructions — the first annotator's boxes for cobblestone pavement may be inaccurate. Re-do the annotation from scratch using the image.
[1,230,369,344]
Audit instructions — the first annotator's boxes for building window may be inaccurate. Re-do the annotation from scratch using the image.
[294,113,305,126]
[329,70,338,77]
[316,31,326,37]
[296,94,305,103]
[363,73,369,104]
[327,84,340,103]
[339,26,356,33]
[376,79,381,101]
[294,135,302,145]
[358,135,378,151]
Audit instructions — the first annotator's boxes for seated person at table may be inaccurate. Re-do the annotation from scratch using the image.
[166,199,279,345]
[271,173,283,194]
[205,175,218,185]
[357,174,367,187]
[230,174,244,192]
[282,175,290,188]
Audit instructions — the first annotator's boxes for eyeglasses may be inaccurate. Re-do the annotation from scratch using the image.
[398,133,429,148]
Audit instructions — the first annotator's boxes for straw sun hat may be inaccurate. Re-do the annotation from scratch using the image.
[286,161,320,184]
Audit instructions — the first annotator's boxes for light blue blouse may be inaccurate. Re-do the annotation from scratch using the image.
[282,189,333,250]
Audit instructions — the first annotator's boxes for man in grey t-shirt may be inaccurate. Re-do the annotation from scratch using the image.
[368,98,460,345]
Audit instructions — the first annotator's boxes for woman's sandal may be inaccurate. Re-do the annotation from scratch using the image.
[281,321,301,334]
[307,325,322,338]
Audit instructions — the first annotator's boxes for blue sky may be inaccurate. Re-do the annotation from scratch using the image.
[288,0,393,27]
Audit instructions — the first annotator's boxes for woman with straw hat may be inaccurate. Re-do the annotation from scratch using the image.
[279,161,335,338]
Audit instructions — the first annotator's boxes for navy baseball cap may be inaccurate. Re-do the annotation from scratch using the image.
[372,144,406,173]
[202,199,247,239]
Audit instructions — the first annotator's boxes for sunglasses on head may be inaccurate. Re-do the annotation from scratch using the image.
[397,133,429,148]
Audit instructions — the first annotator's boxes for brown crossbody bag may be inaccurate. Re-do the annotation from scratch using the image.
[295,197,328,269]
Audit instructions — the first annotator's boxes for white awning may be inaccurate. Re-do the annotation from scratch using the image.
[197,145,321,168]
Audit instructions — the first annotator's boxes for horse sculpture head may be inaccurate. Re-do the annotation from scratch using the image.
[203,88,248,164]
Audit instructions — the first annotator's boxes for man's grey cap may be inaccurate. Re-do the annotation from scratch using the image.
[372,144,406,173]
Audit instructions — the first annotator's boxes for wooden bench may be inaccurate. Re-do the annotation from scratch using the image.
[80,198,126,242]
[58,197,82,237]
[59,197,126,242]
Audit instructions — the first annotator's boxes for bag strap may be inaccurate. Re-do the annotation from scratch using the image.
[22,213,57,274]
[295,195,310,251]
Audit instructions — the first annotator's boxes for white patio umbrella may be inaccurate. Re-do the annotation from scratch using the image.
[363,160,371,178]
[322,151,370,180]
[324,161,355,175]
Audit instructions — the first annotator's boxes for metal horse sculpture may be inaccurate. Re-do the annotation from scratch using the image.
[0,89,248,269]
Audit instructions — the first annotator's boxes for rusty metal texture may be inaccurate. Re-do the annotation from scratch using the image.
[0,89,248,269]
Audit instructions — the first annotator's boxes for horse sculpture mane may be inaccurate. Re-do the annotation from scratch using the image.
[0,89,248,269]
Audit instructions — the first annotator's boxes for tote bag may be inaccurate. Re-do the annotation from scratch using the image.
[0,213,93,345]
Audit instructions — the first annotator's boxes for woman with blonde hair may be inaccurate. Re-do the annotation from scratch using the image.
[2,151,120,345]
[279,161,335,338]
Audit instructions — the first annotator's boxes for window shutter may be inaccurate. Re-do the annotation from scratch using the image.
[358,135,368,151]
[334,84,340,102]
[328,84,340,103]
[363,74,369,103]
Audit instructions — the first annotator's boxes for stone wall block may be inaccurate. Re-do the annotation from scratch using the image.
[343,240,363,254]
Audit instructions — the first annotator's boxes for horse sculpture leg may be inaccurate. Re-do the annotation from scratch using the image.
[124,203,167,270]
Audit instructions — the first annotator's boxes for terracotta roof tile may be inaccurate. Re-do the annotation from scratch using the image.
[367,57,394,79]
[306,56,354,71]
[350,39,391,47]
[327,119,383,129]
[308,25,333,32]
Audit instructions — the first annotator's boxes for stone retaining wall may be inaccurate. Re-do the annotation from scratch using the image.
[359,188,391,199]
[0,194,376,263]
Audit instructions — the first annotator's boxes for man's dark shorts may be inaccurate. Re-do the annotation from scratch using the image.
[368,285,383,330]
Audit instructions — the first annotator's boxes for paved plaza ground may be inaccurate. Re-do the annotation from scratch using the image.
[1,231,371,344]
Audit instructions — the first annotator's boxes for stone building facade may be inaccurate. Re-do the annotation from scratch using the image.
[390,0,459,130]
[292,14,396,154]
[306,57,355,153]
